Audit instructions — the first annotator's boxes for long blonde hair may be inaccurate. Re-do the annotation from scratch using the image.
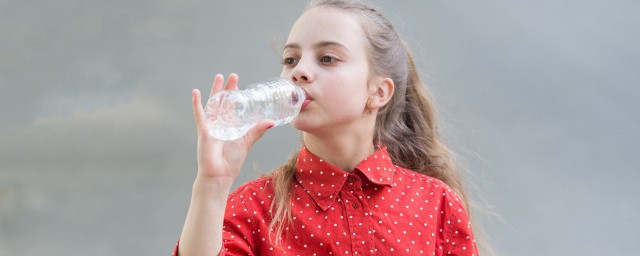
[268,0,489,253]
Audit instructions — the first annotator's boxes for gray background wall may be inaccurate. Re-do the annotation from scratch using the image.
[1,0,638,255]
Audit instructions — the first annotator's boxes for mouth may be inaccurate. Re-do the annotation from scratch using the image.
[301,89,312,110]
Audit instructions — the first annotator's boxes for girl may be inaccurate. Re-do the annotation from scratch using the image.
[175,0,480,255]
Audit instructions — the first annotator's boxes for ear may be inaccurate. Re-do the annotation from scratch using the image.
[368,77,395,110]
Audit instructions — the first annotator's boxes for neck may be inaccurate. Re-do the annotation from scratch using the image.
[303,128,376,172]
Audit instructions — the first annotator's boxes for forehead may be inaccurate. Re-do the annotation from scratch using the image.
[286,7,368,52]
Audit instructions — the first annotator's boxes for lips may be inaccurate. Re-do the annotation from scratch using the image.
[301,89,312,110]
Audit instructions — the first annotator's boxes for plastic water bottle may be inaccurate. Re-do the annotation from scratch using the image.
[204,77,305,141]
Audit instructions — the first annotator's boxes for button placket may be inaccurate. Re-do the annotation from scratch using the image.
[341,174,374,256]
[347,174,362,209]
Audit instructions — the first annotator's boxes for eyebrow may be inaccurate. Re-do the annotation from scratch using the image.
[283,41,349,52]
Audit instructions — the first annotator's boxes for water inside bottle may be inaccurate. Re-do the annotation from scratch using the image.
[204,78,304,141]
[205,91,253,141]
[259,86,304,126]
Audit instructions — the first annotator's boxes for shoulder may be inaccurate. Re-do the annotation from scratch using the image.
[393,166,467,210]
[228,176,276,202]
[224,176,276,221]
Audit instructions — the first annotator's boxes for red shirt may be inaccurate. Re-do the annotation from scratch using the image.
[174,146,478,255]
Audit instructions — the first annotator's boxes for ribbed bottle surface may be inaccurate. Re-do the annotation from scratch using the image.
[204,78,304,141]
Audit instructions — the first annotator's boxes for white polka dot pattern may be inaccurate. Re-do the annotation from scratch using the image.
[173,146,478,256]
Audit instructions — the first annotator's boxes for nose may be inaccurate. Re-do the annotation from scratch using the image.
[290,61,314,85]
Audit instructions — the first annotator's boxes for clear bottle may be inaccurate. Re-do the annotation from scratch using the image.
[204,77,305,141]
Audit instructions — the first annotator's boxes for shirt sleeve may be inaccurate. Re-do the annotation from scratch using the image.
[172,240,179,256]
[219,192,255,255]
[172,183,266,256]
[436,186,480,256]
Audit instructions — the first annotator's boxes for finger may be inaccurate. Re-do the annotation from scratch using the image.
[192,89,206,130]
[225,73,239,91]
[210,74,224,98]
[243,120,276,149]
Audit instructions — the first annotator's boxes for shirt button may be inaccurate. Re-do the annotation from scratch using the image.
[348,177,356,183]
[352,202,359,208]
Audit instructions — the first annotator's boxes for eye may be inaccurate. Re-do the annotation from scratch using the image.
[320,55,337,64]
[282,57,299,66]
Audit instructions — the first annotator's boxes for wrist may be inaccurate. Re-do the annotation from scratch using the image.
[192,177,233,201]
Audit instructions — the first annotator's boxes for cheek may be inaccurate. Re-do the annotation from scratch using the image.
[324,81,368,113]
[280,68,291,79]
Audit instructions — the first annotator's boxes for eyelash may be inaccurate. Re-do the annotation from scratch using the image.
[282,55,338,67]
[282,57,298,66]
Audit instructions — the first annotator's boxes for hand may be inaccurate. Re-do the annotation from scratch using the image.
[191,73,275,188]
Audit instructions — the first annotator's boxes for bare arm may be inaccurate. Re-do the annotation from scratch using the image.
[178,74,274,256]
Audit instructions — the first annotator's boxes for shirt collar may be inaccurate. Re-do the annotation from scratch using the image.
[294,145,396,211]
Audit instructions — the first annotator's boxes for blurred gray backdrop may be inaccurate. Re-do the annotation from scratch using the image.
[1,0,638,255]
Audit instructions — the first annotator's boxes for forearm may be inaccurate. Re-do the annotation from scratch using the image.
[178,178,232,256]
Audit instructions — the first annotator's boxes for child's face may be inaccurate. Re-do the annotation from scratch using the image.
[282,7,375,134]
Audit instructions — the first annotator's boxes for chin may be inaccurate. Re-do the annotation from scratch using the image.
[291,117,322,134]
[291,118,310,132]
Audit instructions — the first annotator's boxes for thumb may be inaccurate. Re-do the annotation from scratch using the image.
[243,120,276,148]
